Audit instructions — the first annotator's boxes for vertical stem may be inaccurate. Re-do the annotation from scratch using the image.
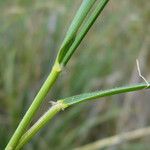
[5,63,62,150]
[15,101,68,150]
[15,83,149,150]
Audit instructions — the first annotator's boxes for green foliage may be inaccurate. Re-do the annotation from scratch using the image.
[62,83,150,106]
[14,83,150,149]
[0,0,149,150]
[57,0,97,64]
[5,1,110,149]
[56,0,109,66]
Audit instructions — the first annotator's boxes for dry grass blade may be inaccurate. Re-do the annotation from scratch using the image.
[75,127,150,150]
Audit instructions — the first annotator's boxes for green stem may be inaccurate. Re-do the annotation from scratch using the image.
[15,101,68,150]
[16,83,150,149]
[5,1,110,149]
[5,63,62,150]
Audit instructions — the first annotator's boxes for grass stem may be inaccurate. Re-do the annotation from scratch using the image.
[16,83,150,149]
[15,101,68,150]
[5,63,62,150]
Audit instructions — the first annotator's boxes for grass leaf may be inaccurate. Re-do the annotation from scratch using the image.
[62,83,150,105]
[16,83,150,149]
[57,0,97,64]
[62,0,110,65]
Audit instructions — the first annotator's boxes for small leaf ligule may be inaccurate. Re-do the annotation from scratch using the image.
[57,35,76,63]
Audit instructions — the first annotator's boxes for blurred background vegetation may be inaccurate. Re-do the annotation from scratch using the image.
[0,0,150,149]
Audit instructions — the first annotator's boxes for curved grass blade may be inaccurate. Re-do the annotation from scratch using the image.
[62,83,150,106]
[16,83,150,149]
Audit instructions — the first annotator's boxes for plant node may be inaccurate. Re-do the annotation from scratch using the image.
[53,62,62,73]
[49,100,68,111]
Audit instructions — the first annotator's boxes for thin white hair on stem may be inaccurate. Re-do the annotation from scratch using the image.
[49,101,65,110]
[49,101,57,106]
[136,59,150,87]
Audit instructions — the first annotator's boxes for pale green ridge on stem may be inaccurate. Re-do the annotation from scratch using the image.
[15,101,68,150]
[62,0,110,66]
[5,63,62,150]
[16,83,150,149]
[56,0,97,63]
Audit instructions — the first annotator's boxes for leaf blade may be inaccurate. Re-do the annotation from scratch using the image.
[62,83,150,106]
[57,0,97,63]
[62,0,110,65]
